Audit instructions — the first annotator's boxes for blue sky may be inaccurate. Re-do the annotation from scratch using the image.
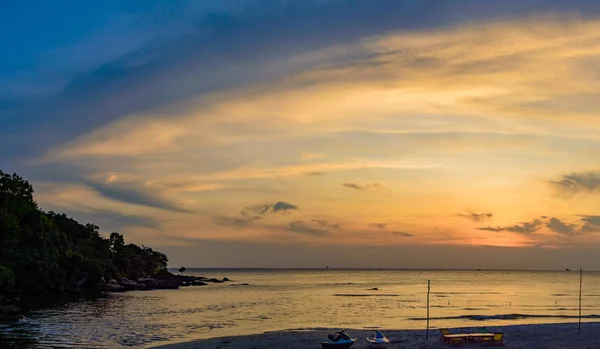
[3,0,600,268]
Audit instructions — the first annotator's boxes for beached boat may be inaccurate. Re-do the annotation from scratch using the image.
[366,331,390,348]
[321,331,356,348]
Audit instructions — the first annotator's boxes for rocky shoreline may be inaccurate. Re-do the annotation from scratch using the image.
[102,274,231,292]
[0,273,233,322]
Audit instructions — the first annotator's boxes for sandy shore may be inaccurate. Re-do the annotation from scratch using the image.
[150,322,600,349]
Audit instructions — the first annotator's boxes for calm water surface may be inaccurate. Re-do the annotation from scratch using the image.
[1,269,599,348]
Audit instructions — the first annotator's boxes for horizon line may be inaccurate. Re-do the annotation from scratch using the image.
[167,267,593,272]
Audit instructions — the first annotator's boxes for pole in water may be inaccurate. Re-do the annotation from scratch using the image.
[426,280,431,341]
[579,268,583,333]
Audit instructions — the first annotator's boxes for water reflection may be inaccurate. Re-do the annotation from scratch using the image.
[1,270,599,348]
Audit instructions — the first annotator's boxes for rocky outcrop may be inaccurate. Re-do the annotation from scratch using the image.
[0,305,23,322]
[119,278,138,291]
[103,283,125,292]
[100,273,231,293]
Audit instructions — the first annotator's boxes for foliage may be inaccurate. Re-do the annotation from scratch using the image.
[179,266,186,274]
[0,170,169,296]
[0,265,15,289]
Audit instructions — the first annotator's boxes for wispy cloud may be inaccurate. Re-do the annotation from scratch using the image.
[83,178,190,213]
[342,182,391,192]
[393,231,413,237]
[213,201,298,228]
[478,216,597,236]
[244,201,298,215]
[370,223,387,229]
[457,210,493,222]
[64,207,161,232]
[580,215,600,233]
[546,217,578,236]
[550,171,600,195]
[312,219,342,230]
[287,221,330,237]
[478,219,544,234]
[507,220,543,234]
[212,215,255,228]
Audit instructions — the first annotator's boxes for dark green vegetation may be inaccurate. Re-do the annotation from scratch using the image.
[0,170,169,304]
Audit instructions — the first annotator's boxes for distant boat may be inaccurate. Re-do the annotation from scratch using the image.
[326,265,329,269]
[366,331,390,349]
[566,268,571,271]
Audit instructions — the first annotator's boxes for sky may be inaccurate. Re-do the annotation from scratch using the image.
[3,0,600,269]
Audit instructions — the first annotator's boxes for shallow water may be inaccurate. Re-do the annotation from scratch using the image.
[1,269,599,348]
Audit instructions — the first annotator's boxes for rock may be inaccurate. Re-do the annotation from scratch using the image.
[155,283,179,290]
[190,281,207,286]
[231,283,250,286]
[136,284,151,291]
[118,278,138,291]
[107,279,119,285]
[209,278,224,283]
[222,277,231,282]
[367,287,379,291]
[119,278,137,286]
[103,283,126,292]
[0,305,23,322]
[137,278,156,284]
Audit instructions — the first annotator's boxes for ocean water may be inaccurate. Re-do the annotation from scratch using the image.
[1,269,599,348]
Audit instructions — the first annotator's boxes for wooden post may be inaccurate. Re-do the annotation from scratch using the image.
[426,280,431,340]
[579,269,583,333]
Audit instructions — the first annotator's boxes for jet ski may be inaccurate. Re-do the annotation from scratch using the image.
[321,330,356,348]
[366,331,390,349]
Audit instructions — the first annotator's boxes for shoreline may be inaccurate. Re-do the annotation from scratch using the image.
[149,321,600,348]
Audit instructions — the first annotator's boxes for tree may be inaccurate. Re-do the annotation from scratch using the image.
[179,266,186,275]
[0,171,37,217]
[0,265,15,289]
[109,232,125,253]
[0,170,171,297]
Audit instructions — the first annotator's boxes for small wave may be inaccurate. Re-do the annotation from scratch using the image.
[284,327,334,332]
[334,294,401,297]
[431,292,502,295]
[409,313,600,321]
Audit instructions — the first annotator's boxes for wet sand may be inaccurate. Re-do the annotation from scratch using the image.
[150,322,600,348]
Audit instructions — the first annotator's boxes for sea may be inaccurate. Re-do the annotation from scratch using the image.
[1,269,599,348]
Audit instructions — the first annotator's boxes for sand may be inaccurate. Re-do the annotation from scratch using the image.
[150,322,600,349]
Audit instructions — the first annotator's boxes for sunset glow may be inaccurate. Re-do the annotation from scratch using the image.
[3,1,600,268]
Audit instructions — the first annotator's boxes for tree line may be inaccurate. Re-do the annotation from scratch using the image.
[0,170,169,298]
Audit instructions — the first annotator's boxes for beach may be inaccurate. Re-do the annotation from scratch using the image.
[151,322,600,349]
[152,322,600,349]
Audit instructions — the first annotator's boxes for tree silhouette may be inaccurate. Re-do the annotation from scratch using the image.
[0,169,170,297]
